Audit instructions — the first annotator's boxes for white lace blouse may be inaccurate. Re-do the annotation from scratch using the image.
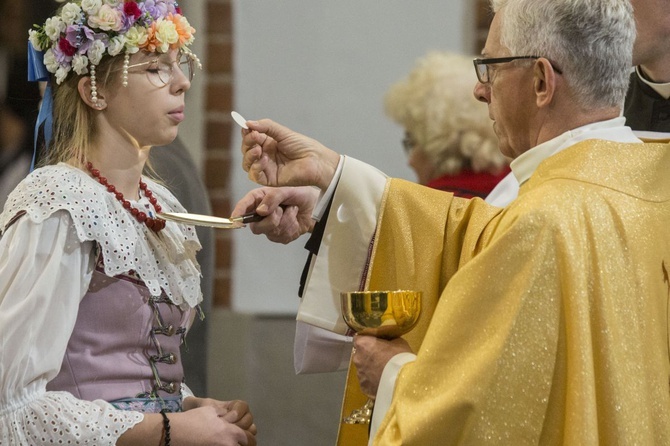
[0,164,202,445]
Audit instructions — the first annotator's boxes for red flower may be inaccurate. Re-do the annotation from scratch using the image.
[176,6,182,14]
[58,37,76,57]
[124,1,142,20]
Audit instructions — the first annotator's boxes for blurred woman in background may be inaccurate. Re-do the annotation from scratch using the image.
[384,51,509,198]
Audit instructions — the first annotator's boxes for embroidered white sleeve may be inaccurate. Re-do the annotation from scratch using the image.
[0,213,143,444]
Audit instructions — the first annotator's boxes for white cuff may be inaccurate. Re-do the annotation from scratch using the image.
[181,382,195,399]
[368,352,416,445]
[293,321,352,374]
[311,155,345,221]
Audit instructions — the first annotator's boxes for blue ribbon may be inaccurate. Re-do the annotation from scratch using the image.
[27,42,53,171]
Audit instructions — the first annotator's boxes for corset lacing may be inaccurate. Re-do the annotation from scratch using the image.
[145,295,187,397]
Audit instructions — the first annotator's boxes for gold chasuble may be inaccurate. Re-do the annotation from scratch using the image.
[336,182,502,446]
[338,140,670,445]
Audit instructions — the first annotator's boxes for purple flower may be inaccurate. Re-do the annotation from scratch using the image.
[135,3,152,26]
[119,17,134,33]
[78,26,109,54]
[52,44,73,66]
[143,0,169,21]
[65,24,82,48]
[166,1,178,15]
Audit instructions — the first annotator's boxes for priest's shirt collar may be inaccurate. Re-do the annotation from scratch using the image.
[636,66,670,99]
[509,117,641,187]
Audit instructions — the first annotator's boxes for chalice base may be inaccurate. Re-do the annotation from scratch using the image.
[342,398,375,425]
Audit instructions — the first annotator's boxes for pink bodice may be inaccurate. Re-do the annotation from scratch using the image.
[47,259,192,402]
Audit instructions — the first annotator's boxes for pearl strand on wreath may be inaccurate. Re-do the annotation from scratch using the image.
[90,64,98,104]
[122,53,130,87]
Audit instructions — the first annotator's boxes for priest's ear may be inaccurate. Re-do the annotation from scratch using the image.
[78,75,107,110]
[533,57,560,108]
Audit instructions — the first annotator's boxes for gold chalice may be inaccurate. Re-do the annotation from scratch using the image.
[340,290,422,425]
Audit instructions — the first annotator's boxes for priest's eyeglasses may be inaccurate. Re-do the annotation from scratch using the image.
[127,51,196,87]
[473,56,562,84]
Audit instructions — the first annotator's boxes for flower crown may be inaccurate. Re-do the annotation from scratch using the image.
[28,0,198,85]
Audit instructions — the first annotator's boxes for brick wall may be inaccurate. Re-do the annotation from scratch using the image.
[203,0,235,308]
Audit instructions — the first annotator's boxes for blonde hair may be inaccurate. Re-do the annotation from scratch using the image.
[40,55,122,167]
[384,51,507,175]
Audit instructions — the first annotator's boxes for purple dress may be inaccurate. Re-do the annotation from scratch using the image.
[47,254,195,413]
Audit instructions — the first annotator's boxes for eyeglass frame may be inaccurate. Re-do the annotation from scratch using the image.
[125,51,196,86]
[472,56,562,84]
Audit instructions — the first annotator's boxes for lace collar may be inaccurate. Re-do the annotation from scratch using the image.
[0,163,202,308]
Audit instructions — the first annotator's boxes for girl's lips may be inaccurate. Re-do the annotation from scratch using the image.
[169,112,185,122]
[169,108,185,122]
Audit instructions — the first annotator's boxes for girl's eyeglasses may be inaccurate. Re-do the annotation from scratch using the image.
[126,52,196,87]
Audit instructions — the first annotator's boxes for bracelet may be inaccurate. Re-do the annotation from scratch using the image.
[160,410,171,446]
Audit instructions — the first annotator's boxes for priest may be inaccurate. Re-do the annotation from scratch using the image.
[233,0,670,444]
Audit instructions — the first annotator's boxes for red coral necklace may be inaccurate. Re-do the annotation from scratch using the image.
[86,161,166,232]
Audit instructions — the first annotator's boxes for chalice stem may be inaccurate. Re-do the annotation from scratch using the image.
[342,398,375,424]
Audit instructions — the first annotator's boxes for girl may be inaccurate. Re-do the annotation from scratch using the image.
[0,1,255,445]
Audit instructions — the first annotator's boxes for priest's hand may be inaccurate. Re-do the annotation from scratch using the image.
[240,119,340,190]
[232,186,319,244]
[352,335,413,398]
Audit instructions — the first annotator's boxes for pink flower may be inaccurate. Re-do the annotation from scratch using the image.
[88,4,124,32]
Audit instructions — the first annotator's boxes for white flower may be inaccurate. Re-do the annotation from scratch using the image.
[154,19,179,53]
[55,65,71,84]
[60,3,82,26]
[81,0,102,16]
[34,0,198,86]
[124,26,148,54]
[28,30,43,51]
[43,49,59,73]
[44,17,65,41]
[88,4,123,32]
[107,35,126,56]
[87,40,106,65]
[72,54,89,75]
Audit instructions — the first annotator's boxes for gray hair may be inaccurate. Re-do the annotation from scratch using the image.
[490,0,635,109]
